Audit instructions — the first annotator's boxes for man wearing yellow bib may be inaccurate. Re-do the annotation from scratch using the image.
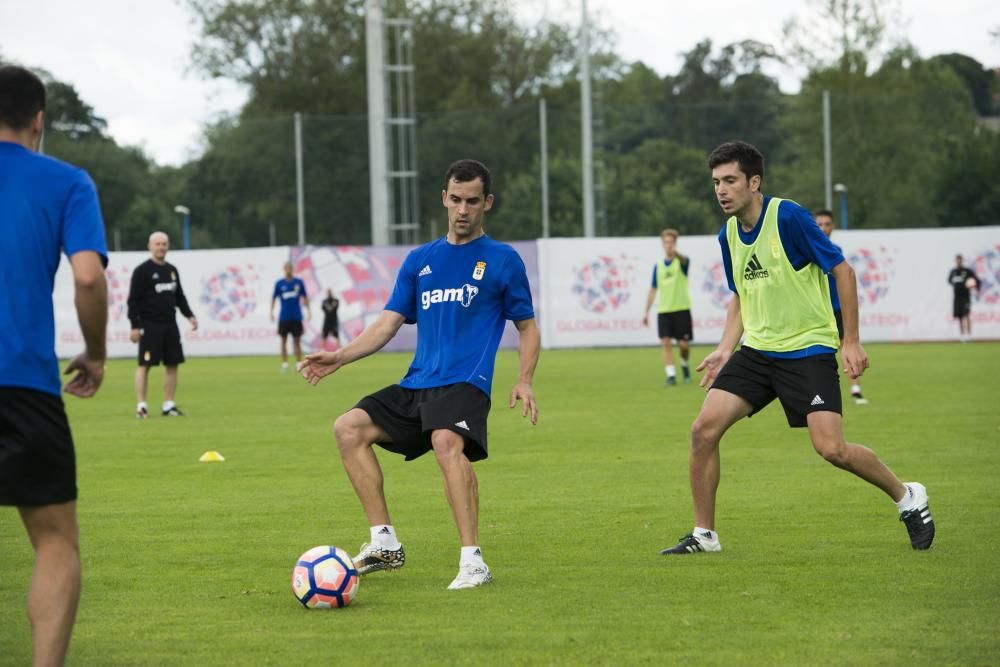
[661,141,934,555]
[642,229,692,385]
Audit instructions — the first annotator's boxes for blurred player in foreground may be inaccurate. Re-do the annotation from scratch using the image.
[661,141,934,556]
[1,65,108,667]
[298,159,539,589]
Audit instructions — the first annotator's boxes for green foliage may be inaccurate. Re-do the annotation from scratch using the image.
[1,344,999,664]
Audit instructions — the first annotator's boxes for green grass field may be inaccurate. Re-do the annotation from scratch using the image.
[2,343,999,665]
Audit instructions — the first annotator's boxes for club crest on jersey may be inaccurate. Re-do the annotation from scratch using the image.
[420,284,479,310]
[472,261,487,280]
[769,238,781,259]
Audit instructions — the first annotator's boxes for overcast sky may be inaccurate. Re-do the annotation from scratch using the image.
[1,0,996,166]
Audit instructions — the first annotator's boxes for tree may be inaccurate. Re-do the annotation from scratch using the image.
[929,53,996,116]
[782,0,904,75]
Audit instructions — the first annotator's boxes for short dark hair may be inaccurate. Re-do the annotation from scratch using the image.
[813,209,834,219]
[708,141,764,182]
[0,66,46,130]
[444,159,491,197]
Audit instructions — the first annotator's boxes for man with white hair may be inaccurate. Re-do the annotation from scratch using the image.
[126,231,198,418]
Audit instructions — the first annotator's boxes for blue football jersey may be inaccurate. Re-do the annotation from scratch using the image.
[0,142,107,396]
[273,278,307,321]
[385,235,534,396]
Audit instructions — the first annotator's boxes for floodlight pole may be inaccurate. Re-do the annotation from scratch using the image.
[366,0,390,245]
[174,205,191,250]
[580,0,595,238]
[823,90,833,211]
[834,183,849,230]
[540,97,550,238]
[294,111,306,245]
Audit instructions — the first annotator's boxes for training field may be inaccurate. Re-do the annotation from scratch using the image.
[2,343,999,665]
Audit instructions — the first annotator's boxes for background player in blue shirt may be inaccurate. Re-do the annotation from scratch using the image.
[298,160,540,590]
[271,262,310,372]
[0,65,108,667]
[815,209,867,404]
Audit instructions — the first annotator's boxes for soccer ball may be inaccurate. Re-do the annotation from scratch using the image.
[291,546,359,609]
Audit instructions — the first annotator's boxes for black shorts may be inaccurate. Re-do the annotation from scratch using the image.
[657,310,693,341]
[139,321,185,367]
[0,387,76,506]
[711,347,842,428]
[322,320,339,338]
[278,320,304,338]
[356,383,491,462]
[953,298,970,318]
[834,310,844,340]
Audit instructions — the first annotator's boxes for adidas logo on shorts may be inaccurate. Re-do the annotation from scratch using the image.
[810,394,825,406]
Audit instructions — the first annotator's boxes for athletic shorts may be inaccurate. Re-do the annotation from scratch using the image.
[834,310,844,340]
[322,321,339,338]
[356,382,491,462]
[657,310,693,341]
[953,298,970,319]
[711,346,842,428]
[138,321,185,367]
[0,387,77,506]
[278,320,304,338]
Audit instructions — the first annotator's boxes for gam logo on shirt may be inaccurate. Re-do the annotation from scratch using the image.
[421,284,479,310]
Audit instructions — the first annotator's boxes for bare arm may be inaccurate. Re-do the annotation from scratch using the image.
[832,260,868,379]
[298,310,407,385]
[509,317,540,424]
[64,251,107,397]
[696,294,744,389]
[642,287,657,325]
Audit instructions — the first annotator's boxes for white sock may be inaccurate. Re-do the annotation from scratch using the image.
[681,358,689,368]
[370,525,401,549]
[694,526,717,542]
[137,401,147,410]
[162,400,175,411]
[665,364,676,378]
[851,384,862,395]
[894,485,915,512]
[460,546,484,567]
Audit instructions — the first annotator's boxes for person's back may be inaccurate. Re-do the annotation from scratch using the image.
[1,65,108,667]
[0,143,104,394]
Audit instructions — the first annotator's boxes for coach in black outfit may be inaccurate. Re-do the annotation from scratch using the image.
[127,231,198,418]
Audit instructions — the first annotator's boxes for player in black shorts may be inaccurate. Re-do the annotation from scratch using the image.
[948,254,979,342]
[661,141,933,556]
[321,289,341,346]
[642,229,694,385]
[1,65,109,666]
[298,160,539,590]
[127,231,198,418]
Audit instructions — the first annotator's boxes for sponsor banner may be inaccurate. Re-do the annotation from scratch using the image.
[55,241,539,359]
[55,247,289,359]
[538,226,1000,348]
[539,236,726,348]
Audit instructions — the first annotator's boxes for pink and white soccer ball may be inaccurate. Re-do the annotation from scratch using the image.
[291,546,359,609]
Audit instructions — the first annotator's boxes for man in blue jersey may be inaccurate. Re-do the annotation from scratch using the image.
[661,141,933,555]
[0,66,109,667]
[271,261,310,372]
[815,209,867,404]
[299,159,539,589]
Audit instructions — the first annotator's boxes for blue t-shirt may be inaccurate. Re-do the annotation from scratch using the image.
[0,142,108,396]
[385,235,534,396]
[273,278,307,321]
[718,196,845,359]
